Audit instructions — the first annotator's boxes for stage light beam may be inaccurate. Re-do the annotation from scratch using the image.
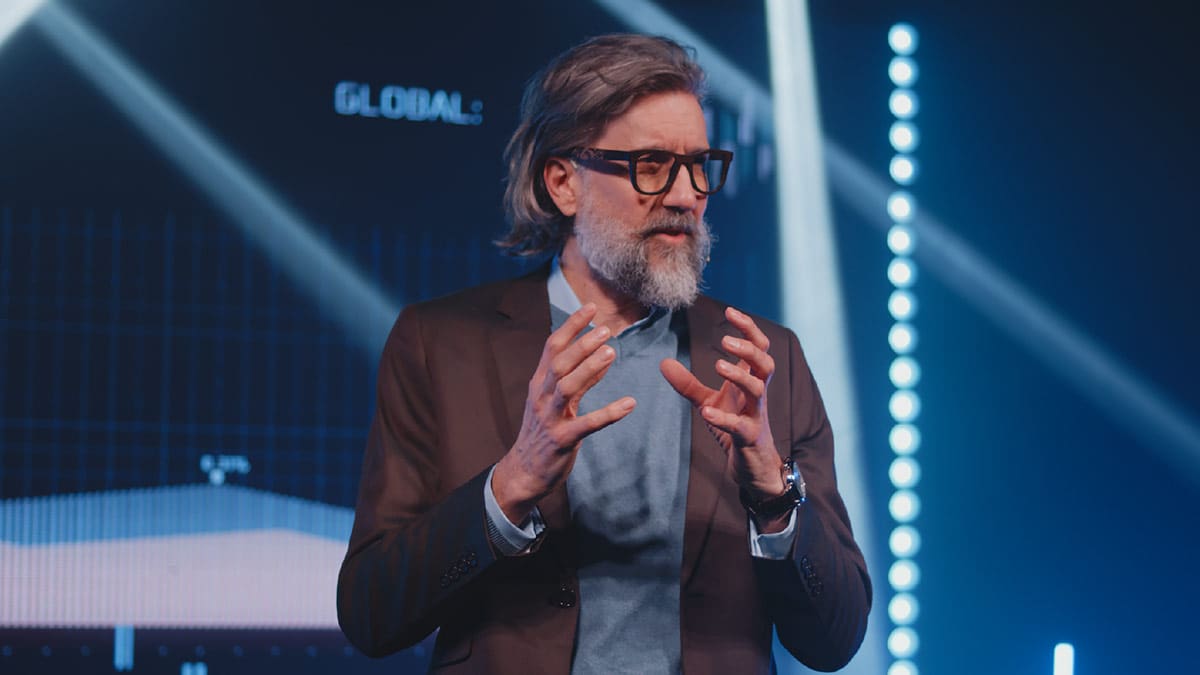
[0,0,46,49]
[825,140,1200,486]
[32,3,399,357]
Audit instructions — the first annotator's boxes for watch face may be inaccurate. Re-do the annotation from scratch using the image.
[784,460,806,501]
[783,460,799,486]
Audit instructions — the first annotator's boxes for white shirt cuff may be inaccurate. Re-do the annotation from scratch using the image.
[748,507,799,560]
[483,465,545,556]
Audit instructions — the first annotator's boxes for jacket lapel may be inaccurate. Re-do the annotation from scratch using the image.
[487,265,573,531]
[680,297,734,588]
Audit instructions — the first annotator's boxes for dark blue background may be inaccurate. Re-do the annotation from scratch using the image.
[2,1,1198,673]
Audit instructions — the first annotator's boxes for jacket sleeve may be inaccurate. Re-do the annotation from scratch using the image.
[336,305,497,657]
[753,329,872,672]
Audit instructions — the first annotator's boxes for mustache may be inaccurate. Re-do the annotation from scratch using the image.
[639,214,702,237]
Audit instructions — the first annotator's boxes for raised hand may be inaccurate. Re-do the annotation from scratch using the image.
[492,303,637,523]
[660,306,784,503]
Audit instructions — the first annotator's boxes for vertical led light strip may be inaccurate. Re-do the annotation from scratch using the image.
[884,22,922,675]
[1053,643,1075,675]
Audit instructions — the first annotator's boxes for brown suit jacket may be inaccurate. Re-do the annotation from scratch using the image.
[337,266,871,673]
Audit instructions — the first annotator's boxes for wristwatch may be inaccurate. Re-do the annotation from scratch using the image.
[740,458,806,520]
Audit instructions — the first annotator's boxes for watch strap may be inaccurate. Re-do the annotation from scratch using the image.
[740,458,806,520]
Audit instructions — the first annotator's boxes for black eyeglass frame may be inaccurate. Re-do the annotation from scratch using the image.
[565,147,734,196]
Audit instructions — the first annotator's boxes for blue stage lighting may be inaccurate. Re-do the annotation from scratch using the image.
[890,356,921,388]
[887,224,917,255]
[888,559,920,592]
[888,661,919,675]
[825,138,1200,487]
[32,3,400,357]
[888,57,919,87]
[888,323,918,354]
[889,90,919,119]
[1054,643,1075,675]
[888,490,920,522]
[888,258,917,288]
[888,593,919,625]
[889,23,919,56]
[888,191,915,222]
[890,155,918,185]
[889,424,921,454]
[0,0,45,48]
[889,525,921,557]
[889,457,921,489]
[889,390,921,422]
[889,121,920,153]
[888,290,918,321]
[887,627,919,659]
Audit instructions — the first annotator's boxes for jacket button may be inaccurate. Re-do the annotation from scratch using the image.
[548,584,576,609]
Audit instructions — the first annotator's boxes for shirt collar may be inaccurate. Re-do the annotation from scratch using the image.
[547,256,582,315]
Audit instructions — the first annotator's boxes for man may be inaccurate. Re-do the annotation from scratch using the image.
[337,34,870,673]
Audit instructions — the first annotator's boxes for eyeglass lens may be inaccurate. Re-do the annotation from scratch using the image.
[633,151,727,194]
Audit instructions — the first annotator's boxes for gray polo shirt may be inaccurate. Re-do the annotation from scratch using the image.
[552,276,692,674]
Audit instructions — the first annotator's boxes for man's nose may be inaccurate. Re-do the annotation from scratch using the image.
[660,165,702,212]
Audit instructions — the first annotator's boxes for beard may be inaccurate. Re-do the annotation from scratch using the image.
[574,208,714,310]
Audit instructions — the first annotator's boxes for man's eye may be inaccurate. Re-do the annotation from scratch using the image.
[637,153,673,170]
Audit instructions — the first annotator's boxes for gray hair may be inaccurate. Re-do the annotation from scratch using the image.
[496,34,707,257]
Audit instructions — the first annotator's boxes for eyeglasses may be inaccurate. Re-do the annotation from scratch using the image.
[566,147,734,196]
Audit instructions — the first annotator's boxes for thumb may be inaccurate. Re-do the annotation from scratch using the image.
[660,358,712,407]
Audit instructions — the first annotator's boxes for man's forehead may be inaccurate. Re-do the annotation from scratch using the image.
[597,91,709,150]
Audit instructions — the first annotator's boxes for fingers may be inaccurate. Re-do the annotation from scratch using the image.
[716,359,765,401]
[725,306,770,351]
[660,358,714,407]
[572,396,637,437]
[537,304,614,403]
[541,303,599,364]
[555,343,616,406]
[550,323,611,379]
[721,334,774,380]
[700,404,755,445]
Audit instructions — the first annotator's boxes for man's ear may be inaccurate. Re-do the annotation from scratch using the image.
[543,157,579,217]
